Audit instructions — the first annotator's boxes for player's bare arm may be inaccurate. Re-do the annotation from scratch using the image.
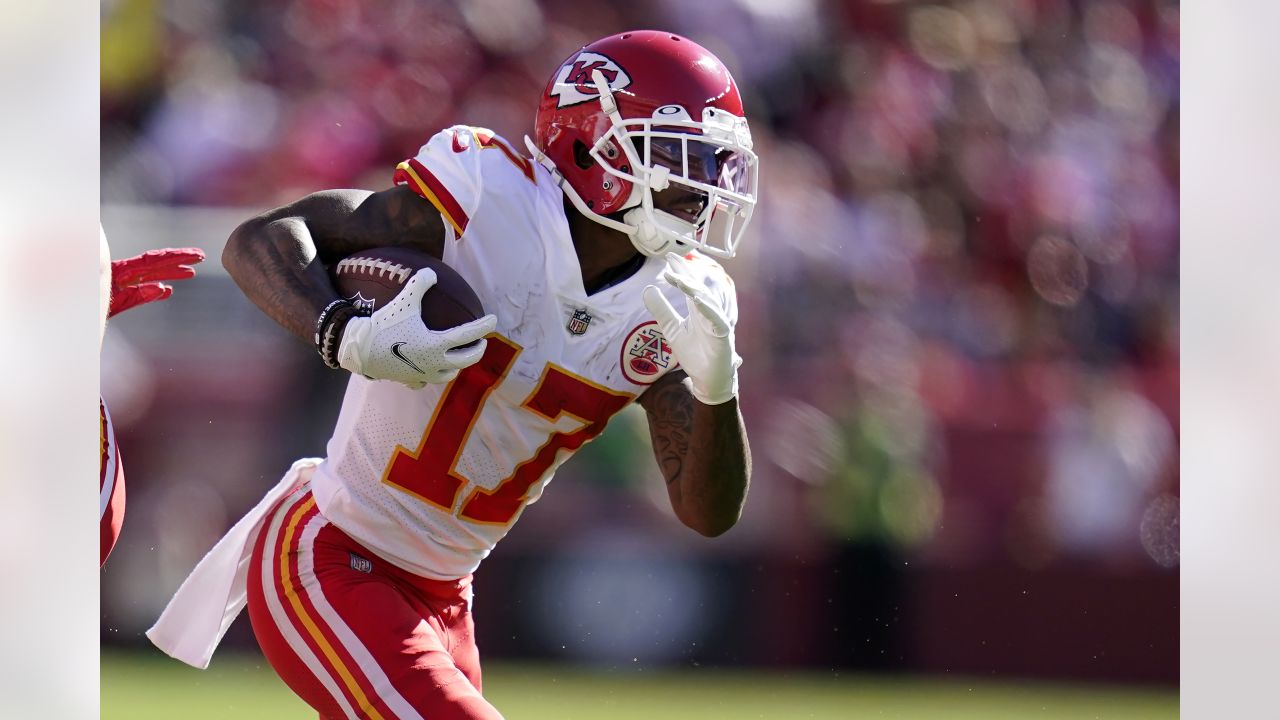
[639,370,750,537]
[222,185,447,345]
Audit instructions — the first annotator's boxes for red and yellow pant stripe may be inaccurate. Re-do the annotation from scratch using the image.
[246,486,500,720]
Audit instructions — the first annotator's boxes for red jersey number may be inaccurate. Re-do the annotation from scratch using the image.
[382,335,633,526]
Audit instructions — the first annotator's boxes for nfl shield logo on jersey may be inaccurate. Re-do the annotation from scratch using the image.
[567,308,592,335]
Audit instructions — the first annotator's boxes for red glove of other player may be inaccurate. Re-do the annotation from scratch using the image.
[109,248,206,318]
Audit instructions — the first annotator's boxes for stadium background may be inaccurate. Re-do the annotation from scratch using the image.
[100,0,1179,716]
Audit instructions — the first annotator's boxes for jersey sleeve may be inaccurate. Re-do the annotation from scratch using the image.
[393,126,486,241]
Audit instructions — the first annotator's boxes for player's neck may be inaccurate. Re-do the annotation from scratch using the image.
[566,201,645,295]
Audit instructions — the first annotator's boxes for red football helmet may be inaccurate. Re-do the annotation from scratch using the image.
[526,30,759,259]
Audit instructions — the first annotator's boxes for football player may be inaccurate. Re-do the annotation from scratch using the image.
[99,224,205,565]
[149,31,757,719]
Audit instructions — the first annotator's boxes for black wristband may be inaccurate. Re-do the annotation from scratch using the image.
[319,304,363,369]
[314,299,350,347]
[315,299,354,369]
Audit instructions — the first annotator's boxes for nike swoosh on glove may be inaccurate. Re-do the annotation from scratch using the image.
[641,253,742,405]
[337,267,497,389]
[109,247,206,317]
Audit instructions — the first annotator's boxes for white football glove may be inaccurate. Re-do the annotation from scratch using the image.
[641,253,742,405]
[337,267,497,389]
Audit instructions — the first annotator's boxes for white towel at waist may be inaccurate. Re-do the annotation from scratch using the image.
[146,458,320,669]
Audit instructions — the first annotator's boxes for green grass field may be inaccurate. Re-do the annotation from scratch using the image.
[102,649,1177,719]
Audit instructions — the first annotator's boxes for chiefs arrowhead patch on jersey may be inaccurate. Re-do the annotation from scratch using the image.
[620,320,675,385]
[550,52,631,108]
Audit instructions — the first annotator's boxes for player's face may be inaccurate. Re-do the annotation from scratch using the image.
[643,135,751,225]
[645,137,712,223]
[652,186,707,223]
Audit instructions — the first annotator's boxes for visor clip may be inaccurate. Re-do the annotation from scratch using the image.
[648,165,671,192]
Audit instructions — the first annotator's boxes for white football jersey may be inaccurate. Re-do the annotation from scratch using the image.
[310,126,739,580]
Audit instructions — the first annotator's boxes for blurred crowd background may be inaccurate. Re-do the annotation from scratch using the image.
[100,0,1179,685]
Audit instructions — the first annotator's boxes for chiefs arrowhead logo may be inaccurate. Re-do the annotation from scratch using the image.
[550,52,631,108]
[620,320,675,385]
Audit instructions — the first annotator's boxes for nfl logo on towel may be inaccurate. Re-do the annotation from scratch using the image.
[567,308,592,335]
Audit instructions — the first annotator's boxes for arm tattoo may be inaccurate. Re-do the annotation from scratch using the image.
[646,379,696,485]
[640,371,751,535]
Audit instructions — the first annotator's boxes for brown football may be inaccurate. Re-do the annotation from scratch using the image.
[331,247,484,331]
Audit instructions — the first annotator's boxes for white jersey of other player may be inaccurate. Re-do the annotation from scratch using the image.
[309,125,739,580]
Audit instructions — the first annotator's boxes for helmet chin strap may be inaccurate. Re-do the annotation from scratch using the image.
[624,208,694,256]
[622,181,697,257]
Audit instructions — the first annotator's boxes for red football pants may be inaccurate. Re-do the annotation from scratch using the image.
[246,486,504,720]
